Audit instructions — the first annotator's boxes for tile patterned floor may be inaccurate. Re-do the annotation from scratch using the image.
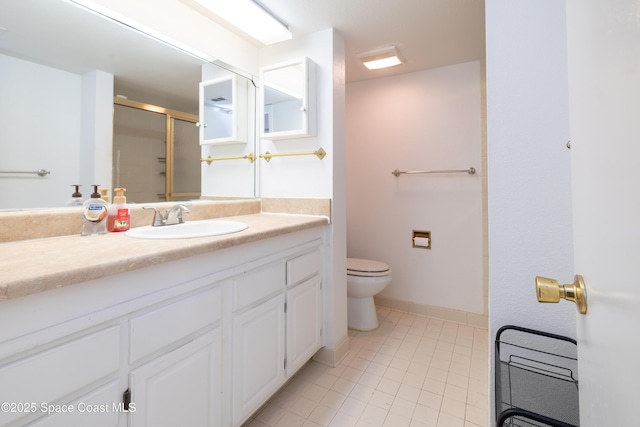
[244,307,489,427]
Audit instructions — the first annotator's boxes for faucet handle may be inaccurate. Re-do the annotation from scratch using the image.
[165,204,191,225]
[174,205,190,224]
[143,206,164,226]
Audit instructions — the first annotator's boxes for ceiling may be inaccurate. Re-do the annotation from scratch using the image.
[257,0,486,83]
[0,0,485,112]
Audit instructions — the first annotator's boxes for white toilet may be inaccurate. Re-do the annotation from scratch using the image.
[347,258,392,331]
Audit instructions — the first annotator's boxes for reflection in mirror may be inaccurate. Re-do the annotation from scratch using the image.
[199,65,256,199]
[260,57,315,140]
[0,0,255,211]
[199,75,248,145]
[113,99,200,203]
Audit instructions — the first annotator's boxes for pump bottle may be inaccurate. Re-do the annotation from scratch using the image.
[108,188,130,232]
[66,185,83,206]
[81,185,108,236]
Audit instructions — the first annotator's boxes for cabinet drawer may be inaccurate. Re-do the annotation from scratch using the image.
[0,326,120,426]
[287,249,322,287]
[233,261,285,312]
[130,286,221,363]
[27,381,120,427]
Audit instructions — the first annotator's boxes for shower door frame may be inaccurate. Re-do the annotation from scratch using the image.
[113,97,199,202]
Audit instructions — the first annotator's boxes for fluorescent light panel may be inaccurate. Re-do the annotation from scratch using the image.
[193,0,292,45]
[66,0,215,63]
[359,46,405,70]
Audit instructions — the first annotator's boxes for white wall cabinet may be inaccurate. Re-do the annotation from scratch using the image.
[199,75,249,145]
[260,57,316,140]
[0,228,325,427]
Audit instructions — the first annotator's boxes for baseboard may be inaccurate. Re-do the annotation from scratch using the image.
[312,334,350,367]
[374,295,488,329]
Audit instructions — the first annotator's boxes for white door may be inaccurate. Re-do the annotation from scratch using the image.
[566,0,640,424]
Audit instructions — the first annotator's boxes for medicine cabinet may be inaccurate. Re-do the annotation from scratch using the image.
[260,57,316,140]
[199,74,249,145]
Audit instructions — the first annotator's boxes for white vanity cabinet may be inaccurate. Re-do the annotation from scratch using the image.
[0,326,122,427]
[128,328,221,427]
[286,250,323,376]
[127,286,224,427]
[230,246,324,427]
[0,226,325,427]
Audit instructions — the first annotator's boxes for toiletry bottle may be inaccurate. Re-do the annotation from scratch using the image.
[108,188,130,232]
[81,185,108,236]
[99,187,111,203]
[66,185,83,206]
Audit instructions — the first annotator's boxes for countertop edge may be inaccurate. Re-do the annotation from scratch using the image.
[1,214,329,301]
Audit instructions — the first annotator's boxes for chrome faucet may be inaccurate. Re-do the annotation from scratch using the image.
[143,204,190,226]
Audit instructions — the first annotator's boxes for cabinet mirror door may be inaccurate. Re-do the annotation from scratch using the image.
[260,57,315,140]
[199,74,248,145]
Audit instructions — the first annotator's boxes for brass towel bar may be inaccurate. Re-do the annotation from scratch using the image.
[392,167,476,177]
[0,169,50,177]
[260,148,326,162]
[201,153,255,165]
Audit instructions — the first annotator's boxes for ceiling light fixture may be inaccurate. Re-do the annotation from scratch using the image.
[192,0,292,45]
[65,0,215,63]
[359,46,405,70]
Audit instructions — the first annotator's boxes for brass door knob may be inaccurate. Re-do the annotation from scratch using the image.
[535,275,587,314]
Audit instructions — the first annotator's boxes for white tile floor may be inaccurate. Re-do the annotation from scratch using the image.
[244,307,489,427]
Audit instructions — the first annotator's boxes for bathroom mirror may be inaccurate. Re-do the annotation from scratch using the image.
[260,57,316,140]
[0,0,256,210]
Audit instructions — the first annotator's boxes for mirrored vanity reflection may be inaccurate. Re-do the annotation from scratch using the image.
[200,75,250,145]
[0,0,257,210]
[260,58,316,140]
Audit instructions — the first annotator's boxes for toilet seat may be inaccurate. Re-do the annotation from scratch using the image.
[347,258,391,277]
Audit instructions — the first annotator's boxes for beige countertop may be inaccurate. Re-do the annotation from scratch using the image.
[0,213,329,301]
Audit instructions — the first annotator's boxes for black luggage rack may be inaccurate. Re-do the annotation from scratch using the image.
[495,325,579,427]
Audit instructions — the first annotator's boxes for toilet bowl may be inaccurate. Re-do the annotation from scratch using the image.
[347,258,392,331]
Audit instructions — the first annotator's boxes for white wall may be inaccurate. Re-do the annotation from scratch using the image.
[486,0,575,422]
[0,54,82,209]
[258,29,337,199]
[259,29,348,357]
[346,61,484,315]
[80,70,114,195]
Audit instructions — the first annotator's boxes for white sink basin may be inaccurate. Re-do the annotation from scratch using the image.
[125,220,248,240]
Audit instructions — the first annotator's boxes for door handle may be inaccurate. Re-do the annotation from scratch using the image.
[535,275,587,314]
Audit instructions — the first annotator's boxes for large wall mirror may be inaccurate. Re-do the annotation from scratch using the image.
[0,0,256,210]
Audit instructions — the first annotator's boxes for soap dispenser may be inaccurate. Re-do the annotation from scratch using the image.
[81,185,108,236]
[66,185,83,206]
[108,188,130,232]
[99,187,111,203]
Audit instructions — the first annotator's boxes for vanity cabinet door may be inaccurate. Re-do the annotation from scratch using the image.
[232,293,285,426]
[128,328,222,427]
[0,326,121,426]
[286,275,323,376]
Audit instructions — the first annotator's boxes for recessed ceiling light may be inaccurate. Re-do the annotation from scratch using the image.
[359,46,405,70]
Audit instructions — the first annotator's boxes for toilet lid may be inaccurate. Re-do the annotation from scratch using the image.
[347,258,391,277]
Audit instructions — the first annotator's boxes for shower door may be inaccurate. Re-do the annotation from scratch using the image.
[113,99,200,203]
